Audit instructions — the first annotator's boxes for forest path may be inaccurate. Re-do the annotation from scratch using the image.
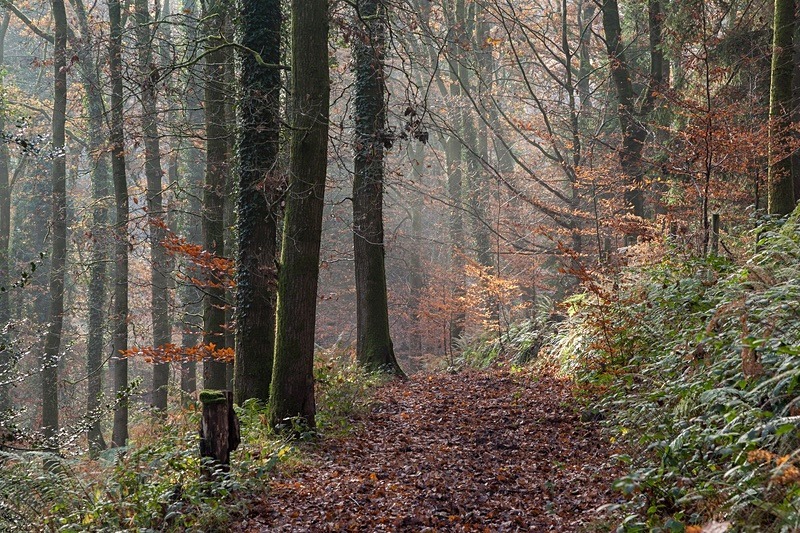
[235,368,620,532]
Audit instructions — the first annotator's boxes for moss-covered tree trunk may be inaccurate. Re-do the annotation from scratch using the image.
[233,0,281,405]
[352,0,404,376]
[203,0,231,390]
[109,0,130,448]
[269,0,329,430]
[601,0,647,221]
[42,0,68,449]
[769,0,796,215]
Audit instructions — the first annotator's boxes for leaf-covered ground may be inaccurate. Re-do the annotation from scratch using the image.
[236,369,620,532]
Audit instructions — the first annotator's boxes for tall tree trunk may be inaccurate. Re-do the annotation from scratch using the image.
[180,192,201,401]
[352,0,404,376]
[769,0,796,215]
[472,11,499,268]
[648,0,665,94]
[473,12,499,318]
[180,174,202,399]
[72,0,110,455]
[407,142,425,356]
[0,13,11,414]
[234,0,281,404]
[562,0,584,273]
[179,165,202,401]
[444,0,466,345]
[110,0,130,447]
[135,0,171,411]
[160,0,179,407]
[179,0,203,399]
[269,0,329,430]
[42,0,68,450]
[203,0,230,390]
[601,0,647,221]
[577,0,595,110]
[458,3,497,317]
[223,16,236,392]
[791,0,800,202]
[222,29,239,392]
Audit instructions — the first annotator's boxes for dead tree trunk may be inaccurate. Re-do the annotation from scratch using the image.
[199,390,240,479]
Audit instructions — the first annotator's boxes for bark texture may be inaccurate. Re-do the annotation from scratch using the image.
[199,389,240,479]
[601,0,647,219]
[768,0,796,215]
[135,0,171,411]
[352,0,404,376]
[203,0,231,390]
[269,0,330,430]
[110,0,130,447]
[42,0,69,449]
[234,0,281,405]
[0,14,11,414]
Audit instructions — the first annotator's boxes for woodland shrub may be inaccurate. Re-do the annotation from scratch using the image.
[454,296,556,369]
[314,353,388,436]
[546,213,800,531]
[0,355,383,531]
[0,405,282,531]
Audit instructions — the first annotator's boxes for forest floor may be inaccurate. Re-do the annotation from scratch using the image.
[234,367,622,532]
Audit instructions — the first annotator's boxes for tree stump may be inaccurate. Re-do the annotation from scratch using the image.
[199,390,240,480]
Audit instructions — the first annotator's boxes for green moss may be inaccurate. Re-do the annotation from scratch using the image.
[199,389,228,405]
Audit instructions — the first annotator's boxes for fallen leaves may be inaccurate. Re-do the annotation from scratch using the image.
[236,368,621,532]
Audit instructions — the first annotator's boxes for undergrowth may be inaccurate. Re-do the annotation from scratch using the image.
[454,296,556,369]
[545,211,800,531]
[0,354,384,531]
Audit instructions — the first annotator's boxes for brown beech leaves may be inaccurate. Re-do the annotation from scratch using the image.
[237,368,621,531]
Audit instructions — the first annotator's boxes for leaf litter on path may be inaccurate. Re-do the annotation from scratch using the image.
[235,368,621,532]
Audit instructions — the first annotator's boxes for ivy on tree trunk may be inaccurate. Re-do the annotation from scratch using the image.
[233,0,281,405]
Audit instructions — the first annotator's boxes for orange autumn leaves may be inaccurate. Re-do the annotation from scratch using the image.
[122,218,235,364]
[747,449,800,486]
[154,218,235,291]
[124,343,234,364]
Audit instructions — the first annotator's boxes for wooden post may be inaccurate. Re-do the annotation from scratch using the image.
[668,221,678,242]
[710,213,720,256]
[199,389,240,480]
